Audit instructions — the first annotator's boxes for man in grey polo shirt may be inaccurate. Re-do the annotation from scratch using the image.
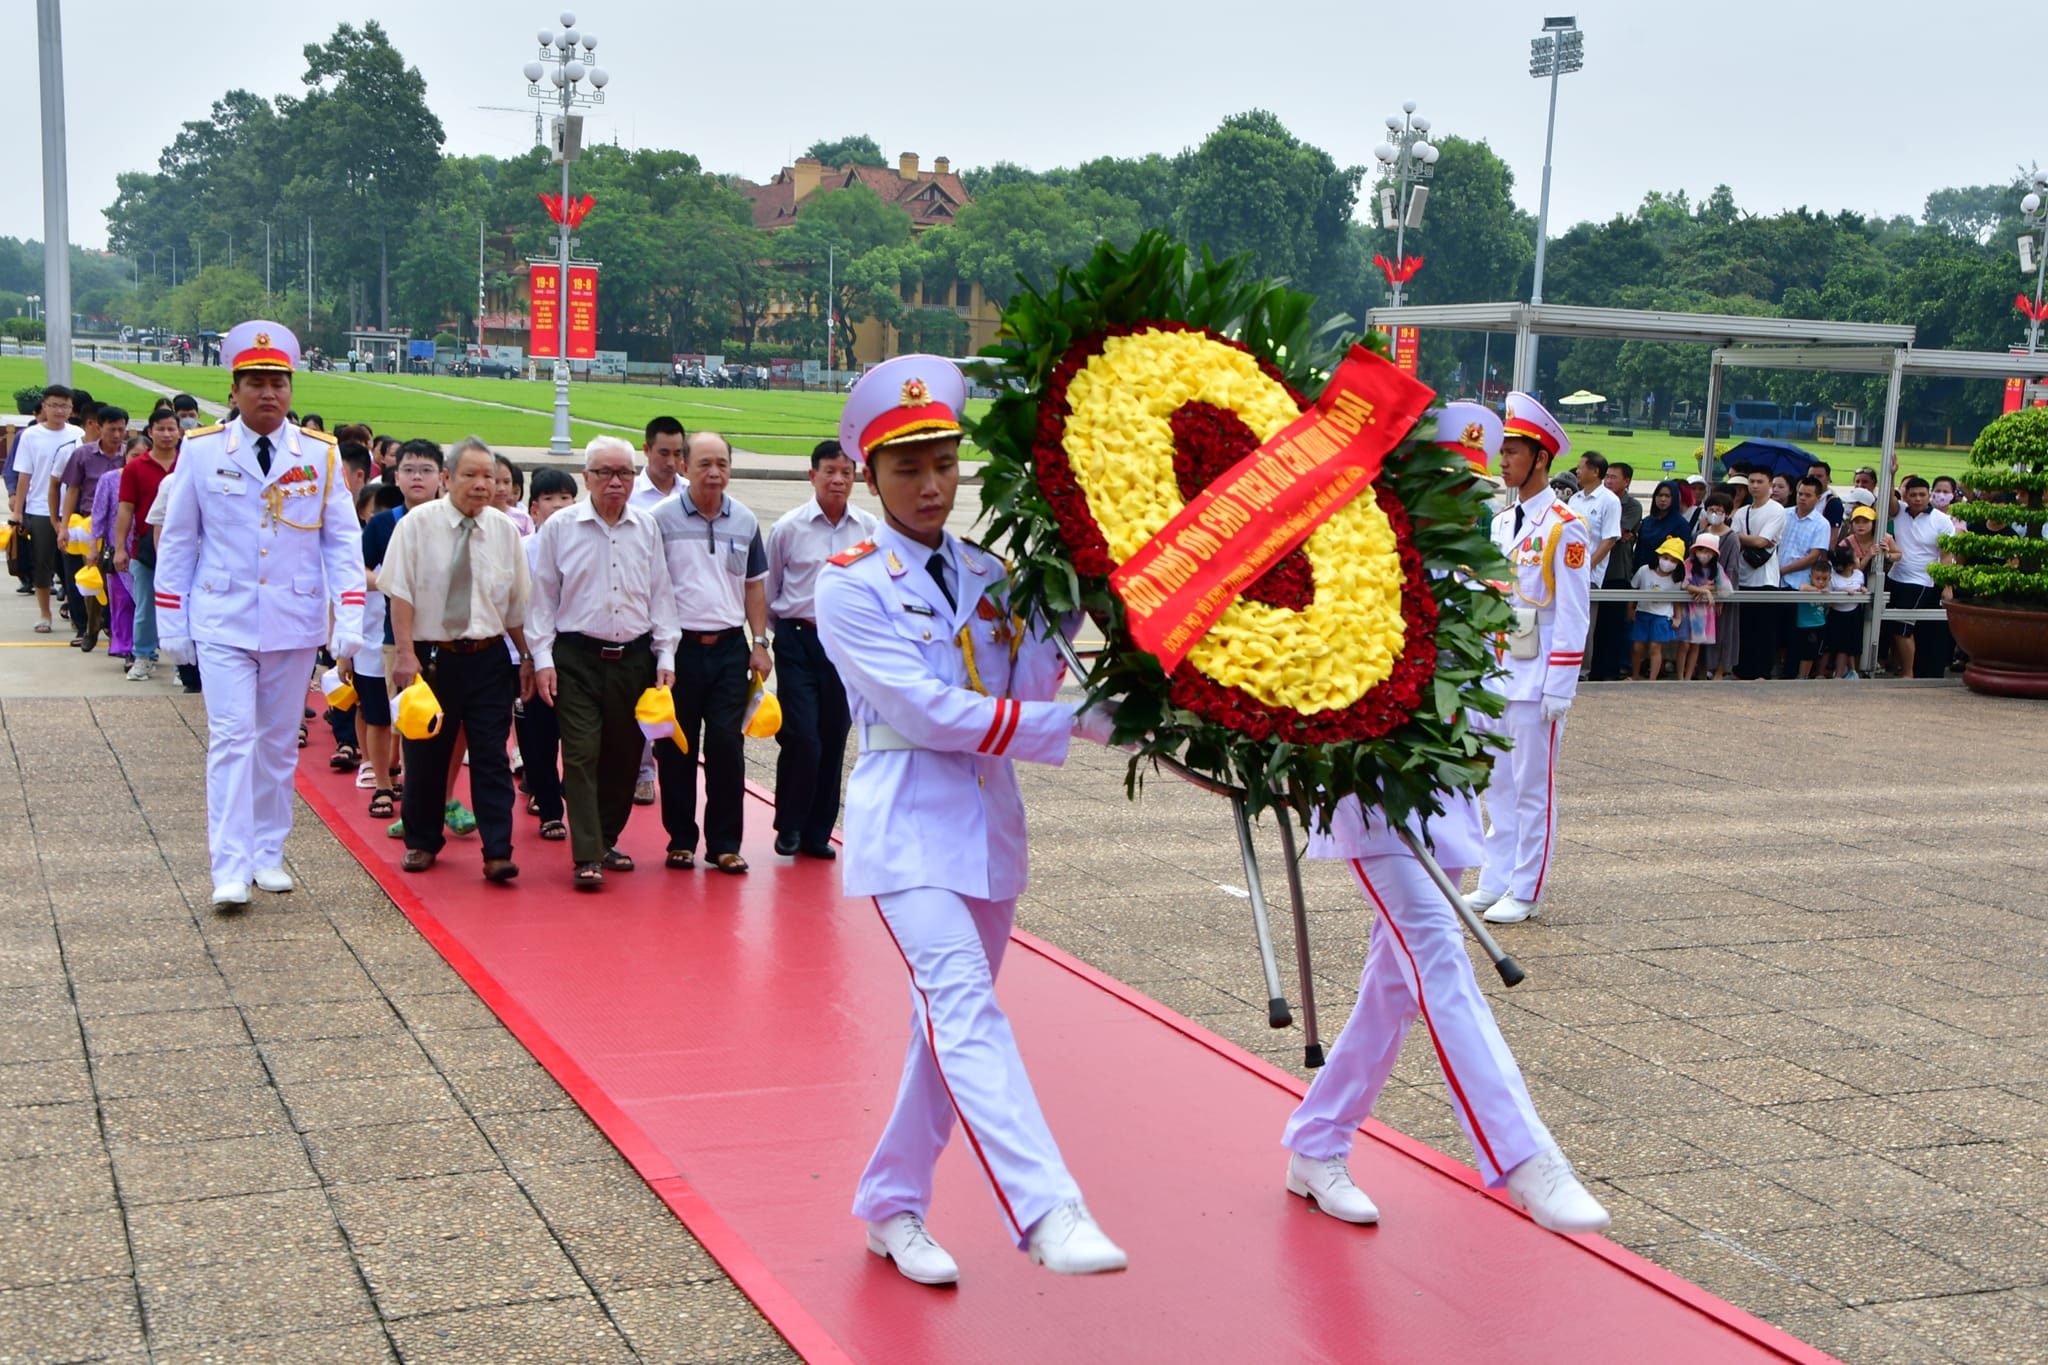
[652,433,772,874]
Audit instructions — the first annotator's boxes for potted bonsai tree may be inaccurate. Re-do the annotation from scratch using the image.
[1936,405,2048,697]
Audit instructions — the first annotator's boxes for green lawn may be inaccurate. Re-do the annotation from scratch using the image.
[1560,424,1971,484]
[0,358,170,423]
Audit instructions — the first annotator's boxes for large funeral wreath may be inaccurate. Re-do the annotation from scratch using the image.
[971,232,1513,829]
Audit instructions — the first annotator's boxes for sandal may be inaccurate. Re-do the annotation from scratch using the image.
[539,819,566,841]
[664,849,694,870]
[713,853,749,875]
[329,744,360,771]
[368,788,396,819]
[443,801,478,835]
[574,862,604,888]
[32,620,50,633]
[298,723,309,749]
[526,796,540,816]
[601,849,635,873]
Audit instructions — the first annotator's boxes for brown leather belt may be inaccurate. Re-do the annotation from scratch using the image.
[678,627,746,647]
[433,637,504,654]
[559,631,651,661]
[780,618,817,631]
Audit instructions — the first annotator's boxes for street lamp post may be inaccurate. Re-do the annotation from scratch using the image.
[524,11,608,456]
[2021,174,2048,354]
[1518,15,1583,392]
[1372,103,1438,309]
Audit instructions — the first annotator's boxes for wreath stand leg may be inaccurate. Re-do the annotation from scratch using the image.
[1228,795,1293,1030]
[1270,798,1324,1069]
[1392,828,1526,988]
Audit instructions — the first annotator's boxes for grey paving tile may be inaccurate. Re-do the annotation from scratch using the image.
[1868,1291,2048,1365]
[0,1101,104,1161]
[100,1085,292,1148]
[71,975,235,1018]
[277,1072,464,1131]
[1746,1221,1998,1302]
[517,1160,722,1291]
[474,1107,621,1170]
[125,1188,346,1274]
[0,1275,146,1363]
[238,998,404,1043]
[81,1007,250,1058]
[384,1298,637,1365]
[91,1044,271,1099]
[150,1323,398,1365]
[138,1247,377,1348]
[442,1065,574,1117]
[303,1117,503,1186]
[1769,1305,1960,1365]
[0,1147,119,1216]
[0,1057,94,1106]
[110,1132,319,1206]
[415,1027,537,1074]
[256,1033,435,1086]
[1612,1166,1842,1239]
[0,1207,132,1289]
[608,1280,799,1364]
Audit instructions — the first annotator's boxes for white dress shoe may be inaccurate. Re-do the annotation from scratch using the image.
[865,1212,959,1286]
[211,881,251,911]
[1465,888,1504,912]
[1027,1199,1128,1275]
[253,867,295,894]
[1505,1148,1611,1234]
[1286,1151,1380,1224]
[1483,895,1538,924]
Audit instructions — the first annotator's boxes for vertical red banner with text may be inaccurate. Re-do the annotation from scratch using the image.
[567,265,599,360]
[2005,376,2026,414]
[1394,326,1420,374]
[529,265,560,359]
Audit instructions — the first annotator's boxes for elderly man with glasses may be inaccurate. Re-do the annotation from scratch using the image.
[527,436,682,888]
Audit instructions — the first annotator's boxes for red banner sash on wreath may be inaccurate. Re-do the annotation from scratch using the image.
[1110,345,1435,670]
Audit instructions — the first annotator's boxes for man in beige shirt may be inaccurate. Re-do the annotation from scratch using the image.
[380,437,533,881]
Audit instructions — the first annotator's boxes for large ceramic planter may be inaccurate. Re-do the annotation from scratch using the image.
[1946,600,2048,698]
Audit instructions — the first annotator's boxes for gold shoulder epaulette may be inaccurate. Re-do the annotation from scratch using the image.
[185,422,224,439]
[301,426,336,446]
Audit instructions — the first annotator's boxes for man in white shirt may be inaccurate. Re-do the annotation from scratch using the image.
[1882,474,1957,678]
[628,414,687,512]
[5,386,81,632]
[528,436,681,887]
[651,433,771,874]
[765,439,880,858]
[1566,451,1622,681]
[1732,469,1788,678]
[380,438,533,881]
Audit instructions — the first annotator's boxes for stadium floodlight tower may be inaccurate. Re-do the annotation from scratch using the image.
[525,12,609,455]
[1518,15,1583,392]
[1372,103,1438,308]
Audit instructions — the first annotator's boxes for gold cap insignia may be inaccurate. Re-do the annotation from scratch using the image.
[254,331,271,348]
[1461,422,1487,449]
[900,377,930,407]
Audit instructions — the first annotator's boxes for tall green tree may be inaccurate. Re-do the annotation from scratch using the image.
[804,135,886,168]
[1176,110,1356,294]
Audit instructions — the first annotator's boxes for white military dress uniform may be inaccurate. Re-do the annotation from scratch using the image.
[817,353,1123,1281]
[1475,394,1591,920]
[153,322,363,904]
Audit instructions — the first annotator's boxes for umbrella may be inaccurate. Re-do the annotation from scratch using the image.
[1720,438,1817,480]
[1555,390,1606,406]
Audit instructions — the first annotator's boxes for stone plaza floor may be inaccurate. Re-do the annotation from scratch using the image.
[1,586,2044,1361]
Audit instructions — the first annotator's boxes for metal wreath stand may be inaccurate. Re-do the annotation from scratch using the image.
[1051,632,1524,1070]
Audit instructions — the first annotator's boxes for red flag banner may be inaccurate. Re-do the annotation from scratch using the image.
[2006,376,2026,414]
[567,265,598,360]
[1109,345,1435,670]
[529,264,561,359]
[1393,326,1420,374]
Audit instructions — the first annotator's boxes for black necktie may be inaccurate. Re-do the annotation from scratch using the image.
[255,434,273,476]
[925,552,956,611]
[1513,504,1525,536]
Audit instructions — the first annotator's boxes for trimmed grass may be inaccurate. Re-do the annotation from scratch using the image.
[1562,425,1971,484]
[0,358,169,423]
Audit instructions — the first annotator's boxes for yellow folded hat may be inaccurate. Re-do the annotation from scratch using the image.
[320,666,357,712]
[0,523,13,550]
[635,686,687,752]
[394,679,443,741]
[743,679,782,739]
[74,564,106,602]
[63,513,91,556]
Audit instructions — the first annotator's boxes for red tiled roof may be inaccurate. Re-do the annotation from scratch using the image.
[736,162,971,233]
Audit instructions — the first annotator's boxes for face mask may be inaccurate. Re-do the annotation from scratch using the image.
[1659,557,1679,573]
[1706,510,1725,525]
[1931,491,1954,509]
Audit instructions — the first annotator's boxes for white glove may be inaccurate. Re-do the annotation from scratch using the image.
[328,630,361,663]
[160,636,193,666]
[1070,697,1120,746]
[1541,694,1572,724]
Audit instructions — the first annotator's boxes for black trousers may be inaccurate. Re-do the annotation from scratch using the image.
[658,630,749,857]
[1736,587,1788,680]
[1589,600,1632,680]
[771,622,851,848]
[552,634,654,865]
[400,645,517,861]
[514,694,563,823]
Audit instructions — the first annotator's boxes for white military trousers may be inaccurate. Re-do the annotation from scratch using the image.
[1282,856,1550,1187]
[196,643,319,886]
[1477,700,1567,906]
[853,887,1081,1248]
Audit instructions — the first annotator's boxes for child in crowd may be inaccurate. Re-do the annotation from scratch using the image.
[492,453,534,534]
[356,482,405,812]
[1677,533,1721,680]
[1792,557,1832,679]
[1629,535,1684,680]
[1823,543,1867,679]
[513,468,579,843]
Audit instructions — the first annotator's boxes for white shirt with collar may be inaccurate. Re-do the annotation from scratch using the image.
[525,500,681,671]
[1890,505,1955,587]
[766,496,881,624]
[376,498,530,643]
[628,468,685,512]
[1566,483,1621,562]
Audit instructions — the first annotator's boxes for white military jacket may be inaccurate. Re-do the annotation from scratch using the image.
[153,418,364,652]
[816,524,1073,900]
[1486,487,1592,703]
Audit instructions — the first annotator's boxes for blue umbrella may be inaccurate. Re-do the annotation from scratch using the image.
[1721,438,1818,481]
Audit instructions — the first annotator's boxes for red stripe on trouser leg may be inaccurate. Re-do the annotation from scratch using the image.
[1532,718,1559,902]
[1352,861,1506,1178]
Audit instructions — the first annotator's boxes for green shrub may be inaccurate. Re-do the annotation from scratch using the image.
[1934,406,2048,605]
[13,385,42,415]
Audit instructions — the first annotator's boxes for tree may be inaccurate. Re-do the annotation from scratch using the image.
[804,135,886,168]
[1176,110,1353,291]
[927,181,1142,305]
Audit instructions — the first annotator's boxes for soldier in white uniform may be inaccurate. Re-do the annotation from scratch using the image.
[1472,393,1590,925]
[154,321,364,911]
[1281,405,1609,1235]
[815,354,1127,1287]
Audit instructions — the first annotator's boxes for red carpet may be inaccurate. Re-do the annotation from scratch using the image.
[297,742,1837,1365]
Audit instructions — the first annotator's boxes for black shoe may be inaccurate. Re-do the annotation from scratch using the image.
[799,844,838,861]
[773,831,800,857]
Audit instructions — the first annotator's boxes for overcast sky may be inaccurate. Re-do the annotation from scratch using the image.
[13,0,2031,252]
